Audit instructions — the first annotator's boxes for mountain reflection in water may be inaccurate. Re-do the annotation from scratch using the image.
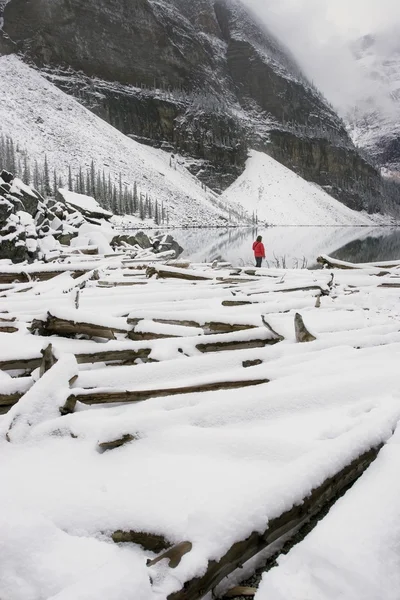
[145,227,400,268]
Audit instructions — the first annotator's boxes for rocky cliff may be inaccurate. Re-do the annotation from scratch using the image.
[0,0,387,211]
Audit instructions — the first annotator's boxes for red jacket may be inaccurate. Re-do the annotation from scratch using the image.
[252,241,265,258]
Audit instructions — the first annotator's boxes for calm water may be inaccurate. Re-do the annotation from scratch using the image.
[146,227,400,268]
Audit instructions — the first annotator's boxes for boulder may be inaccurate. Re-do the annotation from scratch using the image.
[111,233,138,247]
[134,230,152,249]
[0,170,13,184]
[0,198,13,221]
[157,234,183,258]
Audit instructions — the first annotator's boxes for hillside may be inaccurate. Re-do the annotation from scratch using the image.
[0,55,248,227]
[0,0,385,212]
[221,151,389,226]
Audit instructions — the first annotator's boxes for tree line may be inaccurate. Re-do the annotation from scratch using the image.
[0,133,168,225]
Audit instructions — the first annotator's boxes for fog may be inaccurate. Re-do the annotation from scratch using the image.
[241,0,400,115]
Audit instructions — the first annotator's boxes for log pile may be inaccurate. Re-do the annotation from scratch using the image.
[1,253,399,599]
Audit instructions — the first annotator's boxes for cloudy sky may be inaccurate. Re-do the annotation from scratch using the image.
[241,0,400,113]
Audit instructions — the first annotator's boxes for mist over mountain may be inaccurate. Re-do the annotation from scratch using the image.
[242,0,400,175]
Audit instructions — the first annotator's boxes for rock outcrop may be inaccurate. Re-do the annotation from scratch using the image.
[0,170,183,263]
[1,0,385,209]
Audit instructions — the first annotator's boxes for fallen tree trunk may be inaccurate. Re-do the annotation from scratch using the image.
[153,319,257,335]
[196,328,281,353]
[167,444,382,600]
[146,265,213,281]
[0,268,89,284]
[63,378,270,413]
[0,347,154,376]
[30,312,129,340]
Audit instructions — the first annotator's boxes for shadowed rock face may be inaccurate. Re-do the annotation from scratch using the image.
[2,0,383,206]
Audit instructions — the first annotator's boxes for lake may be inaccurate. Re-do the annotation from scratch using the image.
[146,226,400,268]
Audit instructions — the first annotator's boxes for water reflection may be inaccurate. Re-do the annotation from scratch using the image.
[146,227,400,268]
[331,230,400,263]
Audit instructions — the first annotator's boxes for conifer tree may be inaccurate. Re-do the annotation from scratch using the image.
[43,154,51,196]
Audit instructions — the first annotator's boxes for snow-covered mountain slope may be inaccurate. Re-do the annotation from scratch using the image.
[347,33,400,174]
[0,55,248,227]
[220,151,388,226]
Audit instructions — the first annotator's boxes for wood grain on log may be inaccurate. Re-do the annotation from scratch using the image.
[30,312,129,340]
[0,391,24,407]
[0,348,153,376]
[223,587,256,598]
[65,379,270,410]
[0,325,18,333]
[167,445,382,600]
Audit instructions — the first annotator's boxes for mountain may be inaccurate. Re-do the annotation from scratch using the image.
[348,32,400,176]
[0,55,248,227]
[0,0,387,217]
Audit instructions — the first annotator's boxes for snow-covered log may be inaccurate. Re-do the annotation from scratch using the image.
[146,265,214,281]
[30,311,130,340]
[167,445,382,600]
[317,255,390,273]
[1,354,78,442]
[64,378,270,412]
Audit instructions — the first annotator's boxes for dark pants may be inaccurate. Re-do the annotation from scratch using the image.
[255,256,263,268]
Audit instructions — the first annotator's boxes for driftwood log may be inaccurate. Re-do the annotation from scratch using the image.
[0,348,153,375]
[62,379,270,413]
[0,268,89,284]
[146,266,212,281]
[98,433,137,453]
[294,313,316,343]
[147,541,193,569]
[153,319,257,335]
[248,285,329,296]
[39,344,57,376]
[167,445,382,600]
[112,530,171,553]
[30,312,129,340]
[196,328,282,353]
[223,587,256,598]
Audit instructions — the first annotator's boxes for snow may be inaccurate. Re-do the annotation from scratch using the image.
[10,177,39,198]
[220,150,389,226]
[0,507,151,600]
[58,189,112,218]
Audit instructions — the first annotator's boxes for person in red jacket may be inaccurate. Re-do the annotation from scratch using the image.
[252,235,265,268]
